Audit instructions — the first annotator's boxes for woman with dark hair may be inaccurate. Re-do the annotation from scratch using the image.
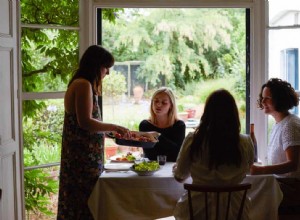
[139,87,186,162]
[251,78,300,176]
[57,45,131,219]
[250,78,300,214]
[173,89,254,220]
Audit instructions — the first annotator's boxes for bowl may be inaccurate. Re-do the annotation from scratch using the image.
[130,167,159,176]
[130,161,160,176]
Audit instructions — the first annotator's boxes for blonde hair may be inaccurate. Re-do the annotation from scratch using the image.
[149,87,179,126]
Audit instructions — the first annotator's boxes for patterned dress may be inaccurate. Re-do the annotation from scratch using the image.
[57,94,104,220]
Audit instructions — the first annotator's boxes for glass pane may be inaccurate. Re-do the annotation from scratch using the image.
[269,29,300,79]
[101,8,247,160]
[23,99,63,167]
[21,0,79,26]
[268,29,300,117]
[269,0,300,27]
[21,28,79,92]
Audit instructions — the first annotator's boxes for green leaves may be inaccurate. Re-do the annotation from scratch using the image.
[103,8,245,89]
[102,70,127,99]
[24,168,58,216]
[21,0,79,26]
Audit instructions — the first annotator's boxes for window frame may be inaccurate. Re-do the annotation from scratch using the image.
[21,12,80,169]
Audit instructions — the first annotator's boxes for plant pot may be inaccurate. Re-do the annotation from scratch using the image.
[186,109,196,118]
[105,146,118,158]
[133,86,144,104]
[178,112,189,121]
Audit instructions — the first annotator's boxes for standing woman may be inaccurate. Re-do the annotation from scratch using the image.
[57,45,130,219]
[173,89,254,220]
[139,87,186,162]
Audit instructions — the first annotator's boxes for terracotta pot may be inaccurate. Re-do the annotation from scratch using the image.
[186,109,196,118]
[133,86,144,104]
[178,112,189,121]
[105,146,118,158]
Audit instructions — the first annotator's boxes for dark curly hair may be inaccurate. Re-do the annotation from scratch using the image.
[257,78,299,112]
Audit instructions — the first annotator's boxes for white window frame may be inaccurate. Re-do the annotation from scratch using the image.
[20,24,79,100]
[21,9,80,169]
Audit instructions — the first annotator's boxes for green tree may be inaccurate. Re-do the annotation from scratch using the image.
[102,70,127,116]
[103,9,245,90]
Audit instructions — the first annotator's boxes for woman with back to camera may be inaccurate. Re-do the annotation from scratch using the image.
[250,78,300,213]
[57,45,131,219]
[139,87,186,162]
[173,89,254,220]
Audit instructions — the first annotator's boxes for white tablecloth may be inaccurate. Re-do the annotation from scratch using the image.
[88,163,283,220]
[241,174,283,220]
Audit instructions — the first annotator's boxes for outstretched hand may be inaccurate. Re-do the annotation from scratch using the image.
[250,164,265,175]
[115,125,131,139]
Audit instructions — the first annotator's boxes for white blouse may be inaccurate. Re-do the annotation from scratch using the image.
[173,132,254,220]
[267,114,300,178]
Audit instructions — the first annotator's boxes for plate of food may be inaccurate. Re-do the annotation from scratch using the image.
[107,131,160,149]
[130,161,160,176]
[110,152,137,163]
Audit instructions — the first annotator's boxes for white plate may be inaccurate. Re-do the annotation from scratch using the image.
[104,163,132,171]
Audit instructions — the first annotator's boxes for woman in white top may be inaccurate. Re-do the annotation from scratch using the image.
[250,78,300,177]
[250,78,300,214]
[173,89,254,220]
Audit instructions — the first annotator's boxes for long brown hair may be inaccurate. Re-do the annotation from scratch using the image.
[189,89,241,169]
[68,45,114,94]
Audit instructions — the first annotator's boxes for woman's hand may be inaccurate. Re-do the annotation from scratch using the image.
[148,131,160,139]
[115,125,131,139]
[172,163,177,174]
[250,164,265,175]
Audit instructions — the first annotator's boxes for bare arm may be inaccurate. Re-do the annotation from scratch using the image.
[67,79,130,136]
[250,146,299,175]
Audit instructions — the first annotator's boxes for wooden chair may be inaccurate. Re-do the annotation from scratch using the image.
[184,183,251,220]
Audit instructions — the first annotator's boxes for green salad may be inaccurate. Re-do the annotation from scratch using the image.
[126,154,136,161]
[132,161,160,171]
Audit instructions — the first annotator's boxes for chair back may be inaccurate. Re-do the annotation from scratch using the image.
[183,183,251,220]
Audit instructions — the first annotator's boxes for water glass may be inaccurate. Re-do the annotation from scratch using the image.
[157,155,167,165]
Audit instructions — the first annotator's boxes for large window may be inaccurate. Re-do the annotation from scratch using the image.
[99,8,249,158]
[20,0,300,218]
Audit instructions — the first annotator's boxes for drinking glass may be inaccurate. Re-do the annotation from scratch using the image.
[157,155,167,165]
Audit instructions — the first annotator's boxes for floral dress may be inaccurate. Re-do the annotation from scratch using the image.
[57,94,104,220]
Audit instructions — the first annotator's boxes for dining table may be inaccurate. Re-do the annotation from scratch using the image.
[88,162,283,220]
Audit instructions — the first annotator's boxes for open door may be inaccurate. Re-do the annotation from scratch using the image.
[0,0,23,219]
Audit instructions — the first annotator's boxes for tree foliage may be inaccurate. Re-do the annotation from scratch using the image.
[103,9,246,90]
[102,70,127,99]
